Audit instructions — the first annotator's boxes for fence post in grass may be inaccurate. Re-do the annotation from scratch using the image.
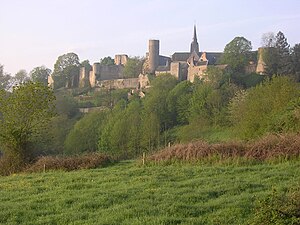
[142,152,145,165]
[43,164,46,173]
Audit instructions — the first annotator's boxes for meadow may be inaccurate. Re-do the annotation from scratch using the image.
[0,160,299,225]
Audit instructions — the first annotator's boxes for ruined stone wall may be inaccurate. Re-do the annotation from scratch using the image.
[170,62,180,79]
[100,78,139,89]
[79,67,91,88]
[114,54,128,65]
[98,65,124,81]
[187,65,208,82]
[89,63,99,88]
[256,47,267,74]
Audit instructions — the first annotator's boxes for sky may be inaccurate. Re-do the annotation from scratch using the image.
[1,0,300,75]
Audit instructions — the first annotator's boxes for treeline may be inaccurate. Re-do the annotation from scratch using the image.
[62,73,300,158]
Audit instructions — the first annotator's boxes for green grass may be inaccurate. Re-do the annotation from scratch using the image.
[0,160,299,224]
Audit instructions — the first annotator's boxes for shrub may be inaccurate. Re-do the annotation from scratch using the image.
[148,134,300,163]
[26,153,112,173]
[250,188,300,225]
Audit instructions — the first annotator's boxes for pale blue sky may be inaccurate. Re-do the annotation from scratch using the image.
[1,0,300,75]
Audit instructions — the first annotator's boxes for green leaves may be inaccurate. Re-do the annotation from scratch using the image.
[221,37,252,73]
[0,82,55,166]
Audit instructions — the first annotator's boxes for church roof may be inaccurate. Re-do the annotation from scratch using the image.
[172,52,223,65]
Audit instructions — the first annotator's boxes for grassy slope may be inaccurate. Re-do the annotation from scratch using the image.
[0,161,299,225]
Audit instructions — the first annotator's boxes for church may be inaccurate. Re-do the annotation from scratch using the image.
[143,25,226,82]
[143,25,266,82]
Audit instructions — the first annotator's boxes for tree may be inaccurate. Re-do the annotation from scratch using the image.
[262,47,279,76]
[123,57,144,78]
[52,52,80,89]
[261,32,276,47]
[100,56,115,66]
[14,69,30,85]
[0,64,13,90]
[166,81,192,125]
[221,37,252,73]
[29,66,51,85]
[292,43,300,76]
[64,111,108,155]
[0,82,55,173]
[275,31,293,75]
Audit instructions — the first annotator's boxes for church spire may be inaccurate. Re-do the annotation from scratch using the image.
[193,25,197,42]
[190,25,199,54]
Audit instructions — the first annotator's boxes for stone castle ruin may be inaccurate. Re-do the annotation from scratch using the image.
[48,25,267,89]
[143,25,267,82]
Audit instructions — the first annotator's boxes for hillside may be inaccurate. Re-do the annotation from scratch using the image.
[0,160,299,224]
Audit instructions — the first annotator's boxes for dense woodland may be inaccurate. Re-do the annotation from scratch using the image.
[0,31,300,174]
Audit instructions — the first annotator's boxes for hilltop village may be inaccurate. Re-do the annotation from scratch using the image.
[48,26,267,90]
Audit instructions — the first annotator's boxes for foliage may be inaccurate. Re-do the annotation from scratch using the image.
[292,43,300,76]
[123,57,144,78]
[166,81,192,125]
[52,52,80,89]
[14,69,30,85]
[26,153,112,173]
[80,60,92,71]
[143,74,178,129]
[54,90,79,118]
[0,64,13,90]
[0,82,55,174]
[261,32,276,47]
[29,66,51,85]
[251,188,300,225]
[64,111,108,155]
[148,134,300,163]
[100,56,115,66]
[262,47,279,76]
[229,76,300,139]
[221,36,252,73]
[0,161,299,224]
[276,31,293,75]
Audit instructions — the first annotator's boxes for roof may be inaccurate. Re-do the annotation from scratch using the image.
[172,52,223,65]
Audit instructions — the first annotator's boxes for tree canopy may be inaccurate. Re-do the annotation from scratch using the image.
[0,82,56,173]
[123,57,144,78]
[221,37,252,73]
[52,52,80,89]
[100,57,115,66]
[29,66,51,85]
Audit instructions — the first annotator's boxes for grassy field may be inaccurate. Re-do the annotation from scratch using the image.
[0,160,299,225]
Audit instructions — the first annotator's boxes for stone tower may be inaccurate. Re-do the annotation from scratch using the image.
[190,25,199,54]
[148,39,160,73]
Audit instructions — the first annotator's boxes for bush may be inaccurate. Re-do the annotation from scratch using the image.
[148,134,300,163]
[250,188,300,225]
[26,153,112,173]
[229,76,300,139]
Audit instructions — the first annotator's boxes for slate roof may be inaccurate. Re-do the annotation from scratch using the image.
[172,52,223,65]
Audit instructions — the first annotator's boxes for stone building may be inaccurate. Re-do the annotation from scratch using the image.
[144,25,268,82]
[49,25,268,89]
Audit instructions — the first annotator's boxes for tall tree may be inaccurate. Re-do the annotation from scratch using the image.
[221,37,252,73]
[29,66,51,85]
[0,82,55,174]
[275,31,293,75]
[52,52,80,89]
